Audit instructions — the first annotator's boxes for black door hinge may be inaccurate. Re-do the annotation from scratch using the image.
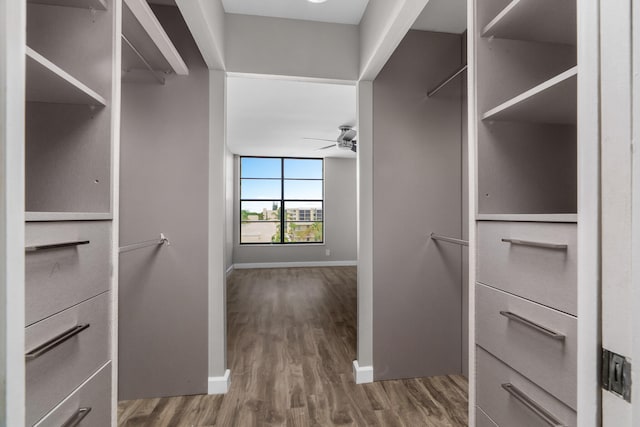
[602,348,632,402]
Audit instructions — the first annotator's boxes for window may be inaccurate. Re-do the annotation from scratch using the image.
[240,157,324,244]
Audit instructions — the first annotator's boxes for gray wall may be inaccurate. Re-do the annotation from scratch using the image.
[233,157,357,265]
[225,14,359,81]
[373,30,464,380]
[118,5,209,400]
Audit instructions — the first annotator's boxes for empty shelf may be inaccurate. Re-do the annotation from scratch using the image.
[28,0,107,10]
[477,213,578,223]
[26,47,107,106]
[482,0,576,45]
[122,0,188,76]
[26,212,113,222]
[482,67,577,124]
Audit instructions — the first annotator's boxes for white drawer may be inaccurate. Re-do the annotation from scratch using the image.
[35,362,111,427]
[26,292,111,426]
[26,221,111,326]
[477,221,577,315]
[477,283,577,409]
[477,346,576,427]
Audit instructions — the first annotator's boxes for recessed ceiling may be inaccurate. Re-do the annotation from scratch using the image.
[412,0,466,34]
[227,77,357,159]
[221,0,370,25]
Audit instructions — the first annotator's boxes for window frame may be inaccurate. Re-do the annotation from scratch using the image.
[239,156,324,245]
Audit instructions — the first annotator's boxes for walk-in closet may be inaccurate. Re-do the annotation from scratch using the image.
[1,0,632,425]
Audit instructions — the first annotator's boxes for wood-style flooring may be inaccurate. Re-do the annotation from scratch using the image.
[118,267,468,426]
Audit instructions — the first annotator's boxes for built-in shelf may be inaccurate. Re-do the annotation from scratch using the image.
[26,212,113,222]
[482,67,577,124]
[477,213,578,223]
[122,0,188,78]
[482,0,576,45]
[26,47,107,106]
[27,0,107,11]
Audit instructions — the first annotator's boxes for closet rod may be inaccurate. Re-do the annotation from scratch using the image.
[430,233,468,247]
[119,233,170,253]
[427,64,467,97]
[121,35,166,85]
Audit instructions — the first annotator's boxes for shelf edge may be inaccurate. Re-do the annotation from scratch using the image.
[26,47,108,106]
[481,66,578,121]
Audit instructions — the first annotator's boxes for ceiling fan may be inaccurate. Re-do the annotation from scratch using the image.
[303,126,357,153]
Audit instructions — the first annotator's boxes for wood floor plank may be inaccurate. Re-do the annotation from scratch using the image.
[118,267,468,426]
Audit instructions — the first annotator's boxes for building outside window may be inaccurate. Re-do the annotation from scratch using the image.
[240,156,324,244]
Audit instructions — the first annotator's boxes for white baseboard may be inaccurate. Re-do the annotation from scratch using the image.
[225,264,234,277]
[233,260,357,269]
[208,369,231,395]
[352,360,374,384]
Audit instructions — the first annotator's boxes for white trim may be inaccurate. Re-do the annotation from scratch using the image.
[225,264,234,277]
[110,1,123,425]
[233,260,357,270]
[208,369,231,395]
[1,0,26,423]
[352,360,373,384]
[576,0,601,425]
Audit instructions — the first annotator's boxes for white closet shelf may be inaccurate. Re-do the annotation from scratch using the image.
[122,0,188,76]
[477,213,578,223]
[27,0,107,11]
[26,47,107,106]
[482,0,576,45]
[482,67,577,124]
[26,212,113,222]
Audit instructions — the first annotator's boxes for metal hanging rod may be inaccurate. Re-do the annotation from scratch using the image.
[121,34,166,85]
[119,233,170,253]
[430,233,469,247]
[427,64,467,98]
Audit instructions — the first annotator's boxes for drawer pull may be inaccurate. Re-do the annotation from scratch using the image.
[61,407,92,427]
[25,324,90,361]
[501,383,567,427]
[501,238,568,250]
[25,240,90,252]
[500,311,565,341]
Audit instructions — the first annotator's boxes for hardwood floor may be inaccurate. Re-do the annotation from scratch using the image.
[118,267,468,426]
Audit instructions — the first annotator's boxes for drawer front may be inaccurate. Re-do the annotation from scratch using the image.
[477,283,577,408]
[26,221,111,326]
[26,292,111,426]
[477,221,577,315]
[35,362,111,427]
[477,346,576,427]
[476,407,498,427]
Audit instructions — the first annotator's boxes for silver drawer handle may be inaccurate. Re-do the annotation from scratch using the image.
[61,407,92,427]
[500,311,565,341]
[25,324,90,361]
[501,238,568,250]
[25,240,90,252]
[502,383,567,427]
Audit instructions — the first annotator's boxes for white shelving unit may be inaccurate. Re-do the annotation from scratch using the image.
[26,48,107,106]
[482,66,577,124]
[482,0,576,45]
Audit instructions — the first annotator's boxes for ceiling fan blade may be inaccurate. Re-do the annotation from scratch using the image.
[342,129,357,140]
[316,144,336,151]
[303,137,337,143]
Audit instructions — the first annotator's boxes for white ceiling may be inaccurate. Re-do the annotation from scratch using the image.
[412,0,467,34]
[221,0,370,25]
[226,77,357,159]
